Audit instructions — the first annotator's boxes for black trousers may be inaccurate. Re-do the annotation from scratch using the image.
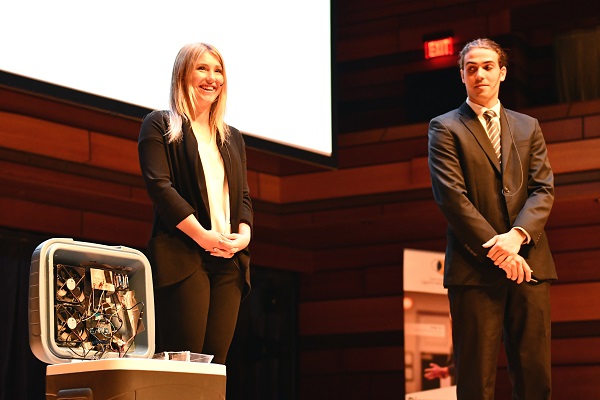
[448,280,552,400]
[154,256,244,364]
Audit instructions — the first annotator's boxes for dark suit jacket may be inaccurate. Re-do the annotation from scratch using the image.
[428,102,556,286]
[138,110,253,296]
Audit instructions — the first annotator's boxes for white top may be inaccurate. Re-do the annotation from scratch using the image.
[196,135,231,235]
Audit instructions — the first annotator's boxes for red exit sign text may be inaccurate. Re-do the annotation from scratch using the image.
[424,37,454,59]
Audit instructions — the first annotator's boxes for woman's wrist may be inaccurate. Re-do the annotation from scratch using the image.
[238,223,251,242]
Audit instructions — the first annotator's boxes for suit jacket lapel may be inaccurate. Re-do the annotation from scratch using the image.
[499,106,513,173]
[458,102,501,173]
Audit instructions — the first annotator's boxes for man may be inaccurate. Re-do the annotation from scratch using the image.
[428,38,557,399]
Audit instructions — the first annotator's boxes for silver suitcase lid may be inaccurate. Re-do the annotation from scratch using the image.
[29,238,155,364]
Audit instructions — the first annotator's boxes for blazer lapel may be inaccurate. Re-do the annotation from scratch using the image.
[218,139,233,187]
[458,103,501,173]
[499,106,513,173]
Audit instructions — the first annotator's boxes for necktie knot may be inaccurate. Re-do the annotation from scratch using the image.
[484,109,497,121]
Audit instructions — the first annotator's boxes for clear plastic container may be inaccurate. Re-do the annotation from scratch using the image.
[153,351,214,363]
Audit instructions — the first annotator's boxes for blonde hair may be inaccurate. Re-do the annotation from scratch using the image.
[166,42,230,144]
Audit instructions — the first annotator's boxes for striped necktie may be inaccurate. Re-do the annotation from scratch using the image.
[483,110,501,160]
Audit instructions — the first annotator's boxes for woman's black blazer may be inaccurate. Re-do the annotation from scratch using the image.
[138,110,253,296]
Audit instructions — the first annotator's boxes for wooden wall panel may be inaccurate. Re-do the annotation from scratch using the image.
[548,198,600,229]
[299,296,404,336]
[280,162,428,203]
[275,137,600,205]
[0,111,89,162]
[547,138,600,174]
[300,370,406,400]
[131,186,152,202]
[0,160,134,199]
[246,169,260,200]
[254,172,282,203]
[584,114,600,138]
[551,282,600,323]
[547,225,600,253]
[4,111,599,210]
[552,337,600,365]
[89,131,140,175]
[300,265,404,302]
[313,243,407,271]
[297,286,600,361]
[540,117,583,141]
[0,196,82,236]
[341,346,404,372]
[494,365,600,399]
[553,249,600,283]
[249,240,314,272]
[82,212,151,248]
[570,98,600,117]
[339,137,428,168]
[527,103,571,121]
[550,366,600,399]
[300,346,404,375]
[0,160,152,221]
[300,269,367,301]
[366,265,404,297]
[252,136,600,205]
[0,88,141,140]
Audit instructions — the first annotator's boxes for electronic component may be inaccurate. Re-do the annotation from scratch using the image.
[55,304,87,346]
[53,263,145,359]
[56,265,86,304]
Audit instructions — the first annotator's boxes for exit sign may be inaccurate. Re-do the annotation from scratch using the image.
[424,37,454,59]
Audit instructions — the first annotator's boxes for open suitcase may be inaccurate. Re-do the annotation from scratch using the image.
[29,238,226,399]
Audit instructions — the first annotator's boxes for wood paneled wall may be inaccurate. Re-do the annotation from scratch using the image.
[2,1,600,398]
[2,90,600,399]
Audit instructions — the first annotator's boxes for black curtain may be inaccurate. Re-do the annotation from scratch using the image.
[227,267,298,400]
[0,229,48,400]
[555,26,600,103]
[404,67,465,124]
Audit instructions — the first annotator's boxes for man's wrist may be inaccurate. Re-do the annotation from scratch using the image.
[513,227,529,244]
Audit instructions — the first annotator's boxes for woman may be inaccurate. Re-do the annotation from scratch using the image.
[138,42,252,364]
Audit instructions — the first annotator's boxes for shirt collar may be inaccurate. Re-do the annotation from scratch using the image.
[466,97,501,117]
